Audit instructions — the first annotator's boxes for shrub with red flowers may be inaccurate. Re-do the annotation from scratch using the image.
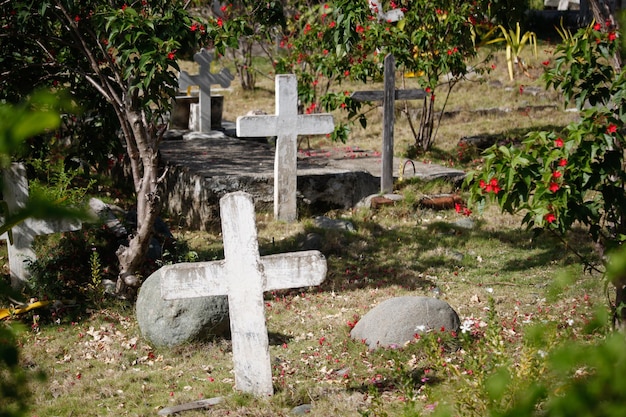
[274,0,487,146]
[466,22,626,325]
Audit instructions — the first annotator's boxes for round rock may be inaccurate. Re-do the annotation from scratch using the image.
[350,296,460,349]
[136,269,230,347]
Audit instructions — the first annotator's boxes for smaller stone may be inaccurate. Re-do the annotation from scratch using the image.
[313,216,355,232]
[357,193,403,209]
[452,217,475,230]
[350,296,460,350]
[291,404,312,415]
[299,233,323,251]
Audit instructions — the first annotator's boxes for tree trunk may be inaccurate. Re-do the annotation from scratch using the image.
[115,108,162,295]
[614,279,626,332]
[416,94,435,152]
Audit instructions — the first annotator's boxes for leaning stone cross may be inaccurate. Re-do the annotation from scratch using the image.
[178,49,234,132]
[0,163,82,288]
[160,191,327,396]
[236,75,334,222]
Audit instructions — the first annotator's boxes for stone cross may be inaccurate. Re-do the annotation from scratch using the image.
[368,0,405,22]
[178,49,234,132]
[0,163,82,288]
[236,75,334,222]
[351,54,425,193]
[160,191,327,396]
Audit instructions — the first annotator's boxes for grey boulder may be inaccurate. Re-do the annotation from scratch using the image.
[350,296,460,349]
[136,268,230,347]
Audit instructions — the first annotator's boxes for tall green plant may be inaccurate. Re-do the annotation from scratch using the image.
[488,22,537,80]
[466,22,626,326]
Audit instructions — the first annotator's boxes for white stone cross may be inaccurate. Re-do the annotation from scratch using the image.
[0,163,82,288]
[236,75,334,222]
[159,191,327,396]
[178,49,234,132]
[368,0,404,22]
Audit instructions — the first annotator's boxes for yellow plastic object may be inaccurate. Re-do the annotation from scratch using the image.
[0,300,52,320]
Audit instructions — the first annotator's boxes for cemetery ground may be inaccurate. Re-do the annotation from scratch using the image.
[3,46,613,416]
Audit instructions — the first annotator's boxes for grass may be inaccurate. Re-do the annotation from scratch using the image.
[4,45,614,416]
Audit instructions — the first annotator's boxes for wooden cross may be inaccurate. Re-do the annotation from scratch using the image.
[236,75,334,222]
[159,191,327,396]
[178,49,234,132]
[0,163,82,288]
[351,54,426,193]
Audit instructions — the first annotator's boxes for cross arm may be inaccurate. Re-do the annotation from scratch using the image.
[236,115,279,137]
[160,250,327,300]
[295,115,335,135]
[262,250,327,291]
[351,89,426,102]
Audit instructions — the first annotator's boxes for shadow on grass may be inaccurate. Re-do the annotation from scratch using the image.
[252,209,597,296]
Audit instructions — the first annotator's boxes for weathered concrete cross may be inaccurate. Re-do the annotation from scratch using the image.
[236,75,334,222]
[159,191,327,396]
[178,49,234,132]
[0,163,82,288]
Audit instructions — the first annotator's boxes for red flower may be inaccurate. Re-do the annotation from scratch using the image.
[542,60,550,66]
[549,182,560,192]
[544,213,556,223]
[558,158,567,167]
[304,23,311,34]
[167,50,176,60]
[425,87,431,94]
[552,171,562,179]
[190,22,199,32]
[323,49,328,55]
[356,25,365,34]
[594,22,602,31]
[217,17,223,27]
[74,15,81,22]
[455,203,462,213]
[329,21,336,28]
[607,124,618,134]
[485,178,500,193]
[479,179,486,189]
[554,137,564,147]
[491,64,496,70]
[609,31,617,41]
[221,5,227,12]
[344,70,350,77]
[519,85,524,94]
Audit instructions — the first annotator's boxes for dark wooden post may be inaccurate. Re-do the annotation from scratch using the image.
[382,54,396,193]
